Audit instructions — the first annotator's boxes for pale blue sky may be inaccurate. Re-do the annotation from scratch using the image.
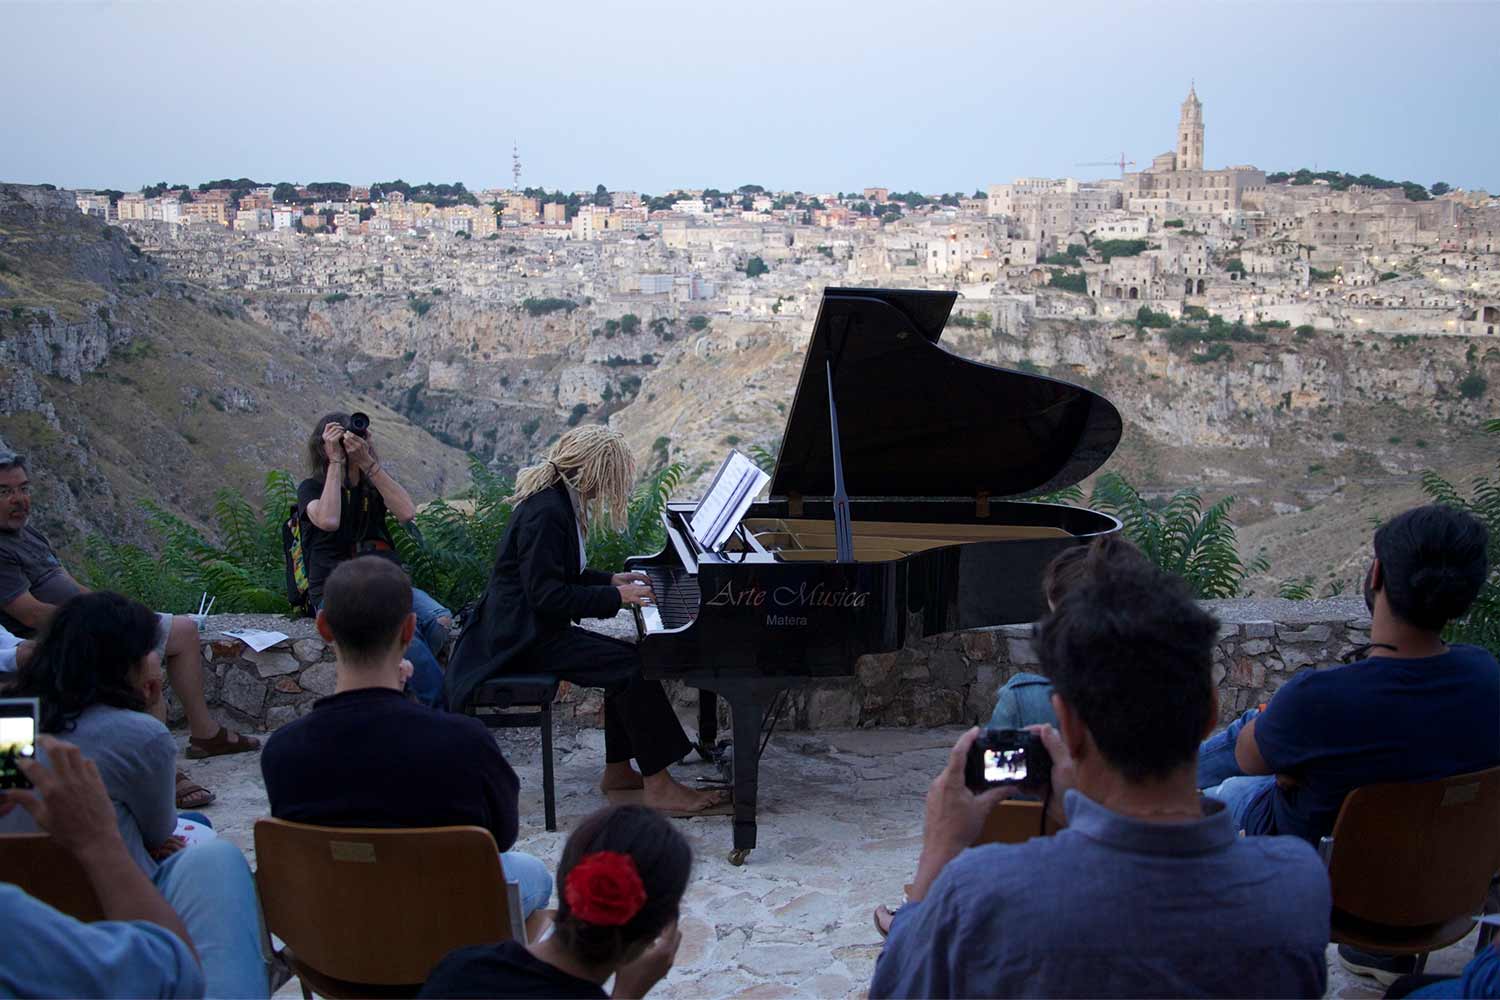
[3,0,1496,194]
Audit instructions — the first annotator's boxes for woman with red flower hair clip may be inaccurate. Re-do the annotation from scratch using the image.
[422,804,692,999]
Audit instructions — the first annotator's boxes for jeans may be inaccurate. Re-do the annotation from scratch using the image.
[153,839,270,998]
[1198,707,1277,834]
[499,850,553,920]
[405,587,451,708]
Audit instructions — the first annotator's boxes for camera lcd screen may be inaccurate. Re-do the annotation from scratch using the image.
[984,747,1028,783]
[0,699,39,790]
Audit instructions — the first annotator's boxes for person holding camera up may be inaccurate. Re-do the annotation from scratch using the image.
[869,540,1330,999]
[298,412,451,706]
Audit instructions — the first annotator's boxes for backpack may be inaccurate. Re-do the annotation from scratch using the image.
[281,502,313,617]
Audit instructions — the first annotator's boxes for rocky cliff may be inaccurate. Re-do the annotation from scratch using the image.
[0,185,471,559]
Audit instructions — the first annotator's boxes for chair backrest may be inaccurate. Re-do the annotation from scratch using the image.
[974,799,1060,846]
[0,834,104,922]
[1327,766,1500,928]
[254,819,518,986]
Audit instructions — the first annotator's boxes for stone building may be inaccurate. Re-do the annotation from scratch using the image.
[1123,85,1267,217]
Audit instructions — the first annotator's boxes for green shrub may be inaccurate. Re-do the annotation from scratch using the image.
[1295,325,1317,338]
[323,292,350,304]
[1135,306,1172,329]
[1189,343,1234,364]
[1088,473,1267,598]
[1093,239,1148,261]
[409,298,433,317]
[1459,372,1488,400]
[688,315,709,331]
[566,403,589,426]
[1048,270,1088,294]
[1418,419,1500,655]
[1163,219,1185,228]
[522,297,578,316]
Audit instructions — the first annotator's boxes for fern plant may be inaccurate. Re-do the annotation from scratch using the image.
[586,462,684,573]
[1088,472,1267,599]
[83,471,297,614]
[1417,418,1500,655]
[388,459,516,612]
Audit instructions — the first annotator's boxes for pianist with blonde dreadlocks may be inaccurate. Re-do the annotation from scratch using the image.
[447,426,728,818]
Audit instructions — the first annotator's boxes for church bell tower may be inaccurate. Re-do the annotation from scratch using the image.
[1177,83,1204,172]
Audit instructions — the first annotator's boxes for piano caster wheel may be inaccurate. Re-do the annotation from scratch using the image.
[728,848,752,867]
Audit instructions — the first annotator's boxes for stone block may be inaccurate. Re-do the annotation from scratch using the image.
[959,631,996,661]
[1277,624,1331,643]
[805,686,859,729]
[209,638,246,658]
[855,652,897,689]
[929,649,970,688]
[292,638,327,662]
[1212,661,1226,686]
[998,624,1033,639]
[1243,621,1276,639]
[219,670,267,719]
[300,662,337,697]
[1216,623,1241,640]
[266,705,297,730]
[1239,638,1273,656]
[1280,647,1319,671]
[1006,637,1039,665]
[201,643,213,664]
[273,677,303,694]
[163,688,186,725]
[1228,657,1258,687]
[248,650,300,678]
[1265,656,1285,672]
[898,657,931,682]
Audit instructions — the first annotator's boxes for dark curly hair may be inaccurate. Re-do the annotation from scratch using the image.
[1373,504,1489,632]
[1036,539,1220,783]
[4,592,158,734]
[552,804,692,968]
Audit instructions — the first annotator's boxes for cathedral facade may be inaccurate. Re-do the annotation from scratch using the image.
[1123,85,1265,217]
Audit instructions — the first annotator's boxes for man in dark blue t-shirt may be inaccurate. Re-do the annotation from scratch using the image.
[1199,504,1498,843]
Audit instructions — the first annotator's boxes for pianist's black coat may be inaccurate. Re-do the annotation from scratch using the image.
[446,481,623,711]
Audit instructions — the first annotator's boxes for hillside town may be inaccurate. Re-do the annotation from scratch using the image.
[72,86,1500,343]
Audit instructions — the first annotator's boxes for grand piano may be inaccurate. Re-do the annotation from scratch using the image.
[625,287,1123,864]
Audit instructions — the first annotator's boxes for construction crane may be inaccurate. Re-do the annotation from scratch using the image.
[1076,153,1137,175]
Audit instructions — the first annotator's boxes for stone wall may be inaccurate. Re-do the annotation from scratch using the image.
[180,597,1371,735]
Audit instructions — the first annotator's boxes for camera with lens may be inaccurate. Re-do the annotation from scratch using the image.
[964,727,1052,793]
[347,412,371,438]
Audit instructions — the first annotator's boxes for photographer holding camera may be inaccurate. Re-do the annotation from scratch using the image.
[870,541,1330,999]
[299,412,451,706]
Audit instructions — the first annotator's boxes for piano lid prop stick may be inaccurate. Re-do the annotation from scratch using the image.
[825,359,854,564]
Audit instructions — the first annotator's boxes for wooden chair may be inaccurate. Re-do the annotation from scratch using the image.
[254,819,526,999]
[975,798,1063,846]
[1321,766,1500,969]
[0,833,104,921]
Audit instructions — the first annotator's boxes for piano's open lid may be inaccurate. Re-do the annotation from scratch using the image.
[768,287,1123,502]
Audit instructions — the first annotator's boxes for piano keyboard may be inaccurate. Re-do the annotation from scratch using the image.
[640,565,701,633]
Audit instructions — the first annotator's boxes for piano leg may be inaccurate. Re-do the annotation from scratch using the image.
[725,692,765,867]
[696,689,719,761]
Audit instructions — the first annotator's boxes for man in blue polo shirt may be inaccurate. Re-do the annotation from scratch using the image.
[1199,503,1499,985]
[872,543,1329,998]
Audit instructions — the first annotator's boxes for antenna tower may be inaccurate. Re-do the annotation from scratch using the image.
[512,143,522,189]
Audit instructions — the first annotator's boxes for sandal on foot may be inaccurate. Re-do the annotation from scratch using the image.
[175,770,216,810]
[185,726,261,759]
[874,904,901,938]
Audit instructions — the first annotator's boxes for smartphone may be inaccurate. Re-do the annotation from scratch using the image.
[0,698,39,790]
[964,727,1052,793]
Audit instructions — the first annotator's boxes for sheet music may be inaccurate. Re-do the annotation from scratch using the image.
[689,450,770,552]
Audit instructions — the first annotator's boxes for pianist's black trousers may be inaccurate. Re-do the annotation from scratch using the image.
[516,626,693,777]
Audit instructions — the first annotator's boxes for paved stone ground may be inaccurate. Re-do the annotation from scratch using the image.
[180,723,1479,999]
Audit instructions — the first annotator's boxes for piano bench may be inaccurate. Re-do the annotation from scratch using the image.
[467,675,561,832]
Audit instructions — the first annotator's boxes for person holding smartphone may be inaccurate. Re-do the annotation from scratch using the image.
[298,412,451,706]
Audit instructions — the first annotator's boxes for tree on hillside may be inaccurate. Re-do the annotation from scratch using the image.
[593,184,610,206]
[1430,182,1451,196]
[272,182,300,203]
[744,256,769,278]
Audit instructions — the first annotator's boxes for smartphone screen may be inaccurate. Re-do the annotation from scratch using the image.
[0,698,39,790]
[984,747,1028,784]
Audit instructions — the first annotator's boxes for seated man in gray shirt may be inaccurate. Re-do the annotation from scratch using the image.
[871,542,1331,999]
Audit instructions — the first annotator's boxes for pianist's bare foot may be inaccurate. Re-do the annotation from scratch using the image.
[643,771,729,815]
[600,761,645,793]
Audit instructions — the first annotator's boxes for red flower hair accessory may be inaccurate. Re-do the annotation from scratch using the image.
[564,850,647,927]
